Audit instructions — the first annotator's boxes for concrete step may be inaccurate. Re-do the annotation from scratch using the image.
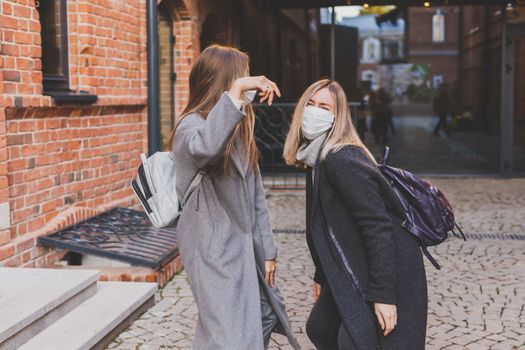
[0,268,100,350]
[19,281,157,350]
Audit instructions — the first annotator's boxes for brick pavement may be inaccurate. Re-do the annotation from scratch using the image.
[107,178,525,350]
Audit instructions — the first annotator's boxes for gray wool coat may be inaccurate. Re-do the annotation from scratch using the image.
[171,93,300,350]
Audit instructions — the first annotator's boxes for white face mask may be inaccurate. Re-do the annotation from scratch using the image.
[302,106,335,140]
[243,90,257,104]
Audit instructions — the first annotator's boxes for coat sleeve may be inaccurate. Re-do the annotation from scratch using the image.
[254,165,278,260]
[174,92,246,169]
[325,147,397,305]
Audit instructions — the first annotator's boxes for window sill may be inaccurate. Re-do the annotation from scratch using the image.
[44,90,98,104]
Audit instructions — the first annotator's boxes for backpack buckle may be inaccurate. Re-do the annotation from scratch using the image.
[401,219,408,228]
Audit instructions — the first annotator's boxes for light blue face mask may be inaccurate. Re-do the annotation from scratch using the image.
[243,90,257,104]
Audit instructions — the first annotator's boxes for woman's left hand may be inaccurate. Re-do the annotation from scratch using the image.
[374,303,397,336]
[264,259,277,288]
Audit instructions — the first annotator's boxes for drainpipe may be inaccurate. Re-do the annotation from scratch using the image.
[147,0,160,155]
[500,6,514,175]
[480,5,491,133]
[330,6,335,80]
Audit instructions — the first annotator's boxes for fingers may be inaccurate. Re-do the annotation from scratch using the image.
[386,308,397,336]
[255,76,280,106]
[259,90,269,103]
[232,75,280,105]
[258,87,271,104]
[384,314,394,336]
[377,309,397,336]
[271,81,281,97]
[375,310,385,333]
[265,260,276,288]
[268,90,275,106]
[260,89,275,105]
[392,309,398,334]
[264,270,271,287]
[313,283,320,302]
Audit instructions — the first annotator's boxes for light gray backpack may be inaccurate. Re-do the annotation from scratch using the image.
[131,152,203,228]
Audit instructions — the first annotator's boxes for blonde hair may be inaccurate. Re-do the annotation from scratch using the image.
[283,79,376,167]
[167,45,258,173]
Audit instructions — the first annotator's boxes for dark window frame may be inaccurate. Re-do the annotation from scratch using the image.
[37,0,97,103]
[37,0,70,91]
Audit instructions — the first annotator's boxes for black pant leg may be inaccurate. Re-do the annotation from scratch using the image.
[306,285,342,350]
[442,115,451,136]
[434,115,441,134]
[434,114,448,135]
[259,281,278,349]
[390,117,396,134]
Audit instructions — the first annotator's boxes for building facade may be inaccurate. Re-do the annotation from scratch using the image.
[0,0,214,275]
[0,0,318,274]
[408,6,460,88]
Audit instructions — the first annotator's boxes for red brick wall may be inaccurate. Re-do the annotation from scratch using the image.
[3,105,144,267]
[0,0,211,268]
[172,0,209,119]
[1,0,44,107]
[174,17,195,117]
[68,1,147,105]
[408,6,460,85]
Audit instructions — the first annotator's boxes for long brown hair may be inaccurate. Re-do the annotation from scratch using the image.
[167,45,259,173]
[283,79,375,167]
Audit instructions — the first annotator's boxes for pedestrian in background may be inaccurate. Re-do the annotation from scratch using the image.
[283,79,428,350]
[169,45,299,350]
[433,84,451,137]
[370,88,393,144]
[355,87,368,141]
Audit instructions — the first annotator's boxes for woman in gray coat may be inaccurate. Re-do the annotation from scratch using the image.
[283,79,427,349]
[169,45,299,350]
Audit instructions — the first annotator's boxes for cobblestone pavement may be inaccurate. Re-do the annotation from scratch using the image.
[107,178,525,350]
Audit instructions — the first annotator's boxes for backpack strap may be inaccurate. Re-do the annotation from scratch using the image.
[389,214,418,236]
[379,146,390,165]
[455,223,467,241]
[181,170,205,208]
[421,246,441,270]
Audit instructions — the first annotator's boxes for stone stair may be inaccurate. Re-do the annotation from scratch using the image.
[0,268,157,350]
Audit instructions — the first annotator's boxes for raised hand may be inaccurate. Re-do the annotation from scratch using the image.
[230,75,281,106]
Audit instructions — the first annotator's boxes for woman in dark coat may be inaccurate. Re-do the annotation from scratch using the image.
[283,79,428,349]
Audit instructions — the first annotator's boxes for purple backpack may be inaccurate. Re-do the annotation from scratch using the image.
[378,147,466,270]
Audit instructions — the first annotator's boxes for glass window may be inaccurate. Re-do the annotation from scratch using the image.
[383,40,403,60]
[362,37,381,63]
[36,0,69,91]
[432,10,445,43]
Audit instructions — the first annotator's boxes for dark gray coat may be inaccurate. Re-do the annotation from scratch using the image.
[172,93,299,350]
[306,145,427,350]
